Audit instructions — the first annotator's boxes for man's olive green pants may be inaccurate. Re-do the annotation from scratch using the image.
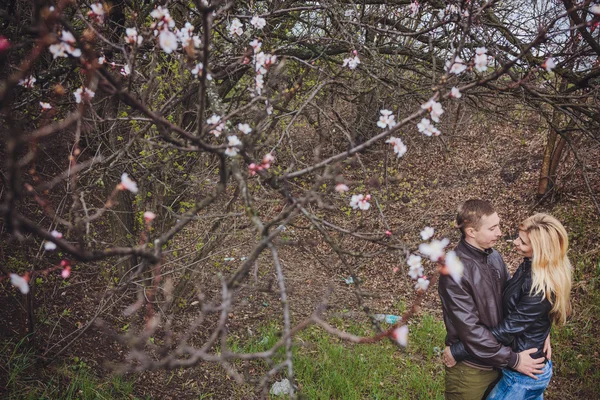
[445,362,500,400]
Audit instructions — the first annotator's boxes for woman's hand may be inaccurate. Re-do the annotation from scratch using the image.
[443,346,457,367]
[543,334,552,360]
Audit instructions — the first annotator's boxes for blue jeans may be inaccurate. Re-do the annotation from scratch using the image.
[487,360,552,400]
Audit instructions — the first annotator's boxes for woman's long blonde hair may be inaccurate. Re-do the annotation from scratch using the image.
[521,213,572,325]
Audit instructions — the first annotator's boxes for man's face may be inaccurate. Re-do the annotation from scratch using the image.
[470,212,502,250]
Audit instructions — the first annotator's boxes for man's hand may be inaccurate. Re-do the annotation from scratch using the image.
[515,348,545,379]
[443,346,457,368]
[543,334,552,360]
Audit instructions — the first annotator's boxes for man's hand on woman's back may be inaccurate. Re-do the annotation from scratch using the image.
[515,348,546,379]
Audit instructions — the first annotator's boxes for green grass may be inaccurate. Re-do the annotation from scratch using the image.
[229,314,446,399]
[1,339,139,400]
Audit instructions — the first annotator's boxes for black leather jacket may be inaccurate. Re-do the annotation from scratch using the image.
[439,240,519,369]
[451,258,552,364]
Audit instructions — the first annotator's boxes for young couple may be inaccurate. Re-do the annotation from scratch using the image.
[438,199,572,399]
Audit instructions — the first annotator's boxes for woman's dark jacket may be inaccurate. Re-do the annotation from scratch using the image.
[451,258,552,364]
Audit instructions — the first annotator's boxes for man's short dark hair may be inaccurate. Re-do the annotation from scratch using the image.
[456,199,496,236]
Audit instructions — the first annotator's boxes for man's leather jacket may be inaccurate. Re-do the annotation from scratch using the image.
[451,258,552,363]
[438,239,519,369]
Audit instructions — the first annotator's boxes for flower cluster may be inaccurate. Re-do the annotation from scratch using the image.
[445,56,467,75]
[191,62,212,80]
[225,136,242,157]
[408,1,419,16]
[474,47,488,72]
[88,3,106,24]
[343,50,361,69]
[248,153,274,175]
[125,28,143,46]
[377,109,396,129]
[229,18,244,36]
[350,194,371,210]
[49,30,81,58]
[18,76,36,88]
[418,98,444,136]
[251,40,277,95]
[251,16,267,29]
[207,115,225,137]
[44,230,63,251]
[151,6,178,54]
[385,136,407,158]
[176,22,202,50]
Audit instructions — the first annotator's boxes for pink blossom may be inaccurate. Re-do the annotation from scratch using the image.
[385,230,392,236]
[61,266,71,279]
[144,211,156,221]
[0,36,10,52]
[409,1,419,16]
[263,153,275,164]
[391,325,409,347]
[88,3,105,24]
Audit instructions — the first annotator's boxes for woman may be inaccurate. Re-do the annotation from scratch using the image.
[450,213,572,399]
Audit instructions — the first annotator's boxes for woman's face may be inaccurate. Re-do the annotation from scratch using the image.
[514,230,534,258]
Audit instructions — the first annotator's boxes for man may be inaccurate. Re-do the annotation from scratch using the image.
[438,199,546,400]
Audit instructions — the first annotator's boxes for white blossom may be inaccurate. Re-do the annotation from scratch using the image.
[444,250,465,283]
[350,194,371,210]
[98,56,105,64]
[543,57,556,72]
[474,53,488,72]
[392,325,409,347]
[125,28,143,46]
[40,102,52,110]
[18,76,36,88]
[421,99,444,122]
[251,15,267,29]
[73,87,95,104]
[89,3,105,23]
[592,5,600,15]
[420,226,435,240]
[446,56,467,75]
[419,238,450,262]
[229,18,244,36]
[225,135,242,157]
[451,87,462,98]
[250,39,262,53]
[415,277,430,291]
[377,109,396,129]
[159,30,178,54]
[409,1,419,16]
[10,273,29,294]
[255,74,264,95]
[144,211,156,221]
[120,173,138,194]
[417,118,441,137]
[44,230,62,251]
[335,183,349,193]
[207,115,224,136]
[343,55,360,69]
[385,137,407,158]
[120,64,131,76]
[238,123,252,134]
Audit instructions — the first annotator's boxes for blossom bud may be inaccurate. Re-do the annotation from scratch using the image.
[61,266,71,279]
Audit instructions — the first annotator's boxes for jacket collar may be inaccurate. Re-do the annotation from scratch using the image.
[457,238,493,262]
